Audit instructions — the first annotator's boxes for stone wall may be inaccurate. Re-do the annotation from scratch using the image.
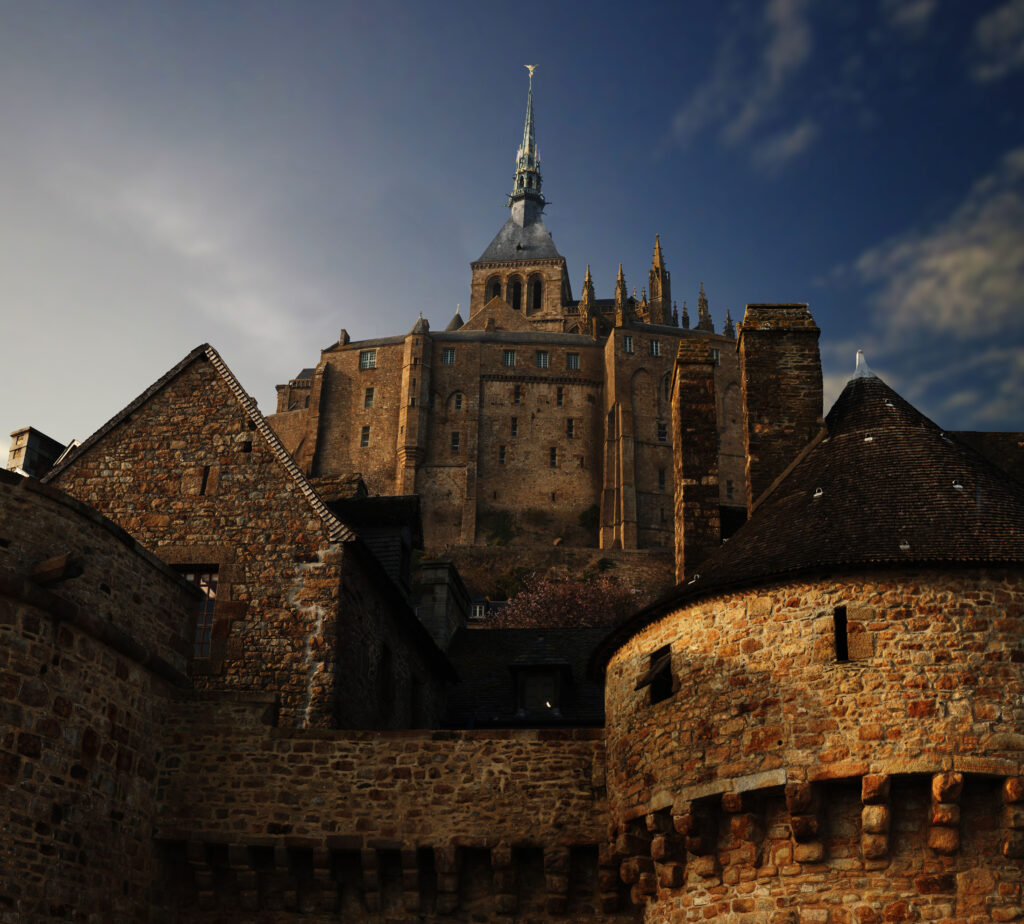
[0,471,195,920]
[48,353,447,730]
[603,568,1024,918]
[154,695,636,921]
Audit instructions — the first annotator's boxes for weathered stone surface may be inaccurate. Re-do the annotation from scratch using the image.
[862,804,891,834]
[931,772,964,804]
[862,774,890,805]
[927,825,960,855]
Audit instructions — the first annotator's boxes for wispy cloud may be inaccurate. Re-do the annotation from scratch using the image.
[970,0,1024,82]
[853,147,1024,336]
[880,0,937,38]
[670,0,816,170]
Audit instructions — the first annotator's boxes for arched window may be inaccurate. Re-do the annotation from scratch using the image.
[486,277,502,302]
[509,277,523,311]
[528,277,543,312]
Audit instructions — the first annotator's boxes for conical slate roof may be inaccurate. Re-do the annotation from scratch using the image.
[476,214,562,262]
[593,367,1024,667]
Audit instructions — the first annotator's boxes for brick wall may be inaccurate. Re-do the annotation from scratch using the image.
[603,568,1024,916]
[0,471,195,920]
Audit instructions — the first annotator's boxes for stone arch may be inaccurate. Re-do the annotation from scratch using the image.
[508,275,523,311]
[527,274,544,313]
[486,276,503,302]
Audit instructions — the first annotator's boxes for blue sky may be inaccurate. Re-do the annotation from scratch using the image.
[2,0,1023,466]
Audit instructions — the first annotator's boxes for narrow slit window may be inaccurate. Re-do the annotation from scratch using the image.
[556,386,564,406]
[364,387,374,408]
[450,432,460,452]
[834,606,849,662]
[360,426,370,448]
[635,644,673,704]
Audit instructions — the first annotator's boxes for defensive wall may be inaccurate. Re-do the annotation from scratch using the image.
[603,568,1024,921]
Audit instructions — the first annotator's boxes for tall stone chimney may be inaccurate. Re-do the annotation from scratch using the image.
[737,304,823,512]
[671,340,720,583]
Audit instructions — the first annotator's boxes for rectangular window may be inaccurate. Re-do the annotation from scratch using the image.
[510,417,518,437]
[624,335,634,354]
[514,384,521,404]
[535,350,549,369]
[360,425,370,448]
[364,387,374,408]
[442,348,455,365]
[658,468,666,490]
[359,349,377,370]
[549,447,557,467]
[181,569,218,659]
[450,432,460,452]
[635,644,673,704]
[566,353,579,370]
[657,422,667,442]
[556,386,563,406]
[503,349,516,368]
[499,445,506,465]
[711,348,720,366]
[566,418,574,438]
[834,606,849,662]
[726,479,734,500]
[454,393,463,411]
[650,340,661,357]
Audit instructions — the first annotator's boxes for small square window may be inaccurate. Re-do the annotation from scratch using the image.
[635,644,673,704]
[650,340,661,357]
[514,385,521,404]
[556,386,564,407]
[549,447,557,467]
[624,335,634,354]
[499,445,506,465]
[566,418,574,438]
[364,387,374,408]
[454,393,463,411]
[359,350,377,370]
[535,350,549,369]
[451,432,460,452]
[360,425,370,448]
[657,423,667,443]
[442,348,455,365]
[503,350,516,368]
[566,353,579,370]
[511,417,518,437]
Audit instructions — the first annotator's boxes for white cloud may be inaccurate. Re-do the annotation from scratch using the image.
[880,0,937,37]
[670,0,815,167]
[853,147,1024,336]
[970,0,1024,82]
[750,119,819,173]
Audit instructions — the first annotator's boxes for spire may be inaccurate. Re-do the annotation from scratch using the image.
[508,66,544,217]
[648,233,671,325]
[681,299,690,329]
[615,264,627,308]
[724,309,735,339]
[696,281,714,332]
[578,264,596,335]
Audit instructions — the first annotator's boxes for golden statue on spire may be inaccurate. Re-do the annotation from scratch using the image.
[525,64,537,77]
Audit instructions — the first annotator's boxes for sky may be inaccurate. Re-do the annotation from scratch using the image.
[2,0,1023,467]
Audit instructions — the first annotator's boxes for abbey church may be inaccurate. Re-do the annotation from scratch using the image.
[4,70,1024,922]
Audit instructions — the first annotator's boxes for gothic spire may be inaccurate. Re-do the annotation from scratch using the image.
[615,264,628,307]
[681,299,690,329]
[578,264,596,335]
[648,233,671,325]
[509,66,544,212]
[696,281,714,332]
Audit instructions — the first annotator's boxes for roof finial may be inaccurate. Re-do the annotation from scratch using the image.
[853,350,876,379]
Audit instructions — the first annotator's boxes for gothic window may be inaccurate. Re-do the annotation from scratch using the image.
[179,568,217,659]
[442,348,455,365]
[509,278,523,311]
[535,350,549,369]
[624,336,634,354]
[503,349,516,367]
[359,350,377,370]
[487,277,503,302]
[360,426,370,448]
[528,277,543,311]
[364,387,374,408]
[566,353,579,371]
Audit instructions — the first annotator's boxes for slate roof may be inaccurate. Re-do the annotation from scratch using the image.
[476,215,563,263]
[292,368,316,380]
[592,370,1024,670]
[43,344,356,543]
[443,627,606,728]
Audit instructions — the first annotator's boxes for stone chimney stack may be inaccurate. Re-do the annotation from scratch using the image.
[671,340,721,583]
[738,304,823,513]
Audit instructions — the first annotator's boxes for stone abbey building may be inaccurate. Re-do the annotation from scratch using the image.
[4,70,1024,922]
[269,69,745,555]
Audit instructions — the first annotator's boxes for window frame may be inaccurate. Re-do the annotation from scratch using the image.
[566,353,580,371]
[359,349,377,370]
[442,347,456,366]
[503,349,516,368]
[364,387,374,408]
[535,350,549,370]
[650,340,661,357]
[360,425,370,448]
[624,335,634,354]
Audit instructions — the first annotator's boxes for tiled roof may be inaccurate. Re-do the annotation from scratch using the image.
[593,371,1024,670]
[43,344,356,543]
[444,627,606,728]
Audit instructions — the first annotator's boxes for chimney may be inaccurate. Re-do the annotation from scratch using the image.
[738,304,823,513]
[671,340,721,583]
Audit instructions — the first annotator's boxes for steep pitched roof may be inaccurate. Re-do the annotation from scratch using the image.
[43,344,355,543]
[476,214,563,263]
[593,369,1024,669]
